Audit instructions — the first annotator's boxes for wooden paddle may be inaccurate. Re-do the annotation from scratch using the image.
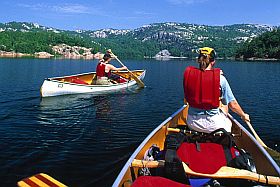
[245,121,267,148]
[109,51,145,88]
[245,120,280,162]
[17,173,67,187]
[132,159,280,185]
[220,108,280,160]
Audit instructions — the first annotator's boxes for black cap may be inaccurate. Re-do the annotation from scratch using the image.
[103,53,111,60]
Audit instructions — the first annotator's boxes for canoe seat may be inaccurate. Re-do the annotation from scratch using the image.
[177,142,229,174]
[166,128,254,175]
[131,176,191,187]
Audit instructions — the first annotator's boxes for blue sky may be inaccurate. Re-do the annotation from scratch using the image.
[0,0,279,31]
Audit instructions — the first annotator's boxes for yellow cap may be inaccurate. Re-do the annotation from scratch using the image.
[199,47,215,55]
[197,47,216,60]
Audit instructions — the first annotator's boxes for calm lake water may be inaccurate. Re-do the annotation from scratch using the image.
[0,58,279,186]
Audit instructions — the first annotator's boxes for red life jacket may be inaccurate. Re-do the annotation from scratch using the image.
[96,62,111,77]
[183,66,220,110]
[132,176,190,187]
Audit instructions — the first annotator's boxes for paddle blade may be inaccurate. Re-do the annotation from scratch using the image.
[265,147,280,165]
[129,70,145,88]
[17,173,67,187]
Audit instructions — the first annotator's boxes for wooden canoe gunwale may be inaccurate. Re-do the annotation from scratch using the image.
[113,104,280,187]
[48,70,145,81]
[46,70,145,86]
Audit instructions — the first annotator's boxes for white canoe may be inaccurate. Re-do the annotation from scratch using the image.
[40,70,146,97]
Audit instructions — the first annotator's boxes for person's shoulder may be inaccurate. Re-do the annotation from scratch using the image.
[220,74,227,81]
[220,72,228,84]
[219,69,227,79]
[220,74,232,89]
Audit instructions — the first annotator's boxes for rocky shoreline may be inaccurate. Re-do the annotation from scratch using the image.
[0,44,100,59]
[0,51,32,58]
[1,47,279,61]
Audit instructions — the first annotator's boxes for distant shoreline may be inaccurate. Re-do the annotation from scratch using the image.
[146,55,280,62]
[0,51,96,60]
[235,57,280,62]
[1,52,280,62]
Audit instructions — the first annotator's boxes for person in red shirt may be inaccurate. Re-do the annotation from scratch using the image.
[95,53,127,85]
[183,47,250,133]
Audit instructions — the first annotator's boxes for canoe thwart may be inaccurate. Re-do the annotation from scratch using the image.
[167,127,240,137]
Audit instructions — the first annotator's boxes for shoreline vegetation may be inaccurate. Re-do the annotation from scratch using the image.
[0,38,280,61]
[1,50,279,62]
[0,22,279,61]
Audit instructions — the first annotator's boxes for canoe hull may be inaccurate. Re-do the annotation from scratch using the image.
[113,105,280,186]
[40,70,146,97]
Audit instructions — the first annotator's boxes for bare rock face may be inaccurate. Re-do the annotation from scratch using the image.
[155,50,171,57]
[154,50,171,59]
[52,44,94,59]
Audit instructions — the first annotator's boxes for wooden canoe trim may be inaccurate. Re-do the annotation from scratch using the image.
[17,173,67,187]
[131,159,280,185]
[132,159,165,168]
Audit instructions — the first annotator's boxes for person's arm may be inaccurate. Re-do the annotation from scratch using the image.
[220,75,250,122]
[105,64,127,72]
[228,100,250,122]
[116,66,127,71]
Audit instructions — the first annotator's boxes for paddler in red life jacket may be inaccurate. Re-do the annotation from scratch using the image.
[183,47,250,133]
[95,53,127,85]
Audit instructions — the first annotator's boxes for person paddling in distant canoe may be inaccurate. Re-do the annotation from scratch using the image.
[183,47,250,133]
[95,53,127,85]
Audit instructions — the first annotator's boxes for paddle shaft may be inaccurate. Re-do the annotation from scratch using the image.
[132,159,280,185]
[245,120,280,162]
[225,110,279,159]
[114,56,145,88]
[245,121,267,148]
